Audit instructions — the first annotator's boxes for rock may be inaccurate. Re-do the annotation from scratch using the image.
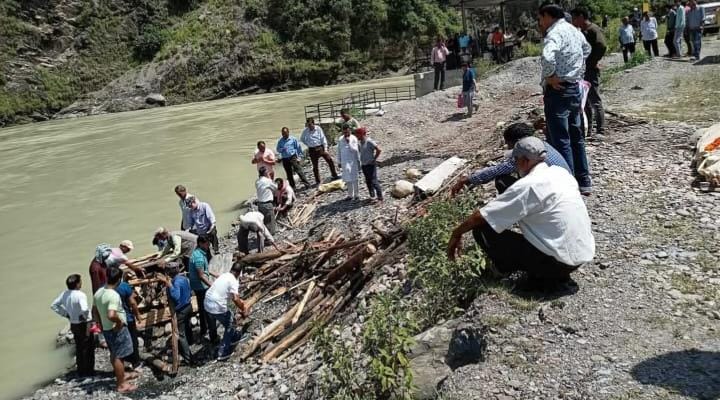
[279,384,289,394]
[408,320,457,400]
[446,323,486,369]
[405,168,423,180]
[145,93,167,106]
[668,289,683,300]
[391,180,415,198]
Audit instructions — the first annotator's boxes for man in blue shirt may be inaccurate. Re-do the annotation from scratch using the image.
[276,127,310,190]
[187,196,219,253]
[452,123,570,196]
[300,117,340,185]
[161,264,195,365]
[461,63,477,117]
[686,0,705,60]
[187,236,218,343]
[114,278,142,368]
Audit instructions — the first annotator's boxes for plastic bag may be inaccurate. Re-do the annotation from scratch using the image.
[457,93,464,109]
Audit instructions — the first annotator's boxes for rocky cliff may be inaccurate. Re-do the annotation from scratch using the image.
[1,0,459,126]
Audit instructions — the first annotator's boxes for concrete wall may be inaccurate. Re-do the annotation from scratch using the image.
[414,69,465,98]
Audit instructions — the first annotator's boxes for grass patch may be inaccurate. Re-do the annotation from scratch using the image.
[485,283,540,312]
[601,50,650,86]
[646,68,720,122]
[516,40,542,58]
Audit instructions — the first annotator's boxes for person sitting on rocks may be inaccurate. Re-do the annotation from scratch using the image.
[447,137,595,288]
[273,178,295,217]
[237,209,276,255]
[451,123,570,196]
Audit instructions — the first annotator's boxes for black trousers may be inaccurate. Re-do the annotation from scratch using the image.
[308,146,339,184]
[494,174,518,194]
[643,39,659,57]
[665,29,676,56]
[583,67,605,136]
[433,62,446,90]
[237,224,265,254]
[126,320,141,367]
[281,156,309,189]
[472,224,578,283]
[193,288,218,342]
[70,322,95,375]
[175,304,194,364]
[621,42,636,62]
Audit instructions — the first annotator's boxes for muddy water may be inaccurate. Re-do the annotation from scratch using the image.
[0,75,412,399]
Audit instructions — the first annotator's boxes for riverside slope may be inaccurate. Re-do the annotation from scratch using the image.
[26,39,720,400]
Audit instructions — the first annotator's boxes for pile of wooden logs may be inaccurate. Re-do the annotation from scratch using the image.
[237,224,407,362]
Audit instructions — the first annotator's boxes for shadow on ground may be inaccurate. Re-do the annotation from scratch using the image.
[377,150,434,168]
[631,349,720,400]
[694,55,720,66]
[442,112,468,122]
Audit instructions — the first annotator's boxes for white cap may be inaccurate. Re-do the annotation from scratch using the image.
[120,240,134,251]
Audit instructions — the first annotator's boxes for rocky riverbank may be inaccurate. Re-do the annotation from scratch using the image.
[25,37,720,400]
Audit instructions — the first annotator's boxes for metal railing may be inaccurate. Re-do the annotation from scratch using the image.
[304,86,416,123]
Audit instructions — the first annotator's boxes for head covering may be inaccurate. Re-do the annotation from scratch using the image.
[355,127,367,136]
[512,137,547,161]
[120,240,134,251]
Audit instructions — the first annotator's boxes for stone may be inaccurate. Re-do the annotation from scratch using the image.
[405,168,423,180]
[279,384,289,394]
[446,323,486,369]
[667,289,683,300]
[391,180,415,198]
[145,93,167,106]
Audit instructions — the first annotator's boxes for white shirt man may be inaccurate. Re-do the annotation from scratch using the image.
[448,137,595,286]
[255,175,277,203]
[51,286,90,323]
[204,272,240,315]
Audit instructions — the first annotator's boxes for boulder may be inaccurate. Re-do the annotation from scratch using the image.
[405,168,423,180]
[391,180,415,198]
[145,93,167,106]
[408,320,486,400]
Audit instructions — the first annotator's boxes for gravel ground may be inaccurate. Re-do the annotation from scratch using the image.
[25,37,720,400]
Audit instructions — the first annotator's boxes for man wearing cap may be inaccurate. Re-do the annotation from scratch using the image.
[153,227,198,268]
[187,196,219,254]
[237,209,276,254]
[300,117,340,185]
[255,167,277,234]
[175,185,194,231]
[447,137,595,287]
[105,241,144,278]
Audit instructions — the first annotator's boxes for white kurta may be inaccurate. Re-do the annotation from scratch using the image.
[337,135,361,182]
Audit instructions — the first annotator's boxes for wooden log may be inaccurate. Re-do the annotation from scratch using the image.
[128,277,162,286]
[261,276,317,304]
[168,300,179,374]
[136,297,197,330]
[414,156,468,195]
[324,243,376,286]
[141,352,170,374]
[239,249,285,264]
[292,281,316,325]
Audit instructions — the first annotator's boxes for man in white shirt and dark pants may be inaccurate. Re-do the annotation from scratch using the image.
[204,263,250,361]
[255,166,277,234]
[51,274,95,376]
[300,118,339,185]
[447,137,595,288]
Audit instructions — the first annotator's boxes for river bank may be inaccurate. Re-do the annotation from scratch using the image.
[23,37,720,400]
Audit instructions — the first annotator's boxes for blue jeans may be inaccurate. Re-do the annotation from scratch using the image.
[544,83,591,190]
[209,311,243,358]
[674,28,684,57]
[361,164,383,200]
[689,29,702,59]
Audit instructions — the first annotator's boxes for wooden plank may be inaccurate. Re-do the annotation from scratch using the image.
[414,156,468,195]
[136,297,197,330]
[291,281,316,325]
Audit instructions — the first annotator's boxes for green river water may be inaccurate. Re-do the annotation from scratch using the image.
[0,75,412,399]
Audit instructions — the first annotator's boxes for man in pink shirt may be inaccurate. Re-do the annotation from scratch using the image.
[431,37,450,91]
[252,140,276,180]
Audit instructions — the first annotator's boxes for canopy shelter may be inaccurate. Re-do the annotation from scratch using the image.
[447,0,542,32]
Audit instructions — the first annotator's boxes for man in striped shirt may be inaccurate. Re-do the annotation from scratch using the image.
[452,123,570,196]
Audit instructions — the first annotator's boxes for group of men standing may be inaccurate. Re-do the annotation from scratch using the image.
[665,0,706,60]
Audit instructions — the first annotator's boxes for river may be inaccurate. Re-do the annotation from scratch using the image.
[0,75,412,399]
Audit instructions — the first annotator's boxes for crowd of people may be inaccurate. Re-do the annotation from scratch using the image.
[48,1,712,394]
[50,108,387,392]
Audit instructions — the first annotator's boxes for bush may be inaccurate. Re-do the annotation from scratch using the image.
[516,41,542,58]
[134,25,167,61]
[406,194,488,329]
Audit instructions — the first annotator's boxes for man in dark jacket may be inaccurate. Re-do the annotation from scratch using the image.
[571,7,608,138]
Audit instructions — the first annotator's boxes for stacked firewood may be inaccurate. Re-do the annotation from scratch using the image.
[237,224,407,362]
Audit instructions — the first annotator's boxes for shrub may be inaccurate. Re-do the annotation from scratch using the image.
[406,194,488,329]
[134,25,167,61]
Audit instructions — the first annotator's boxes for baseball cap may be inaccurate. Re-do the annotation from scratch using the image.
[120,240,134,251]
[512,136,547,161]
